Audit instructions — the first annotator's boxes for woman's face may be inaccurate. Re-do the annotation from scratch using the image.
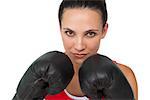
[60,8,108,65]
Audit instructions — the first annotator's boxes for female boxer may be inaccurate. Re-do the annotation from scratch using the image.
[45,0,138,100]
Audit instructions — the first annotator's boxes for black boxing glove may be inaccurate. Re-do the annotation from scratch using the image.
[79,54,134,100]
[13,51,74,100]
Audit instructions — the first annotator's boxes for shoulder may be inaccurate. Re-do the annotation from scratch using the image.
[115,62,136,82]
[116,62,133,76]
[115,62,138,100]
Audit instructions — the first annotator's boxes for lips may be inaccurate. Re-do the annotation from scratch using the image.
[72,53,87,59]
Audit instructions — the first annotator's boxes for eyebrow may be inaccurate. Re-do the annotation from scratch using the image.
[63,28,74,31]
[85,29,100,32]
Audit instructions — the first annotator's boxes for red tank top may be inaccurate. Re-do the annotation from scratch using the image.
[45,91,72,100]
[45,90,104,100]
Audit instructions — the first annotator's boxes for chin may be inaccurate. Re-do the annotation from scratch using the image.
[74,58,86,65]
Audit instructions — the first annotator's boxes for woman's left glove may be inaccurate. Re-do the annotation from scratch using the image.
[79,54,134,100]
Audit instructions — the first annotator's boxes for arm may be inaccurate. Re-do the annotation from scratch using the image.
[117,63,138,100]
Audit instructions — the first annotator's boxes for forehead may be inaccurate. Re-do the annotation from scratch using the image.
[61,8,103,29]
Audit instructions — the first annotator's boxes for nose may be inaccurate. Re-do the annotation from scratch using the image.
[74,37,86,52]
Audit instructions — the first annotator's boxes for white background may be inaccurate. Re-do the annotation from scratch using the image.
[0,0,149,99]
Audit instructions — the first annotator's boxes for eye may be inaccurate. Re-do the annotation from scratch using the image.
[64,30,75,37]
[86,32,97,38]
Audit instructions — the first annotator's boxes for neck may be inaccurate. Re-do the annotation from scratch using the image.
[66,62,85,96]
[73,62,81,74]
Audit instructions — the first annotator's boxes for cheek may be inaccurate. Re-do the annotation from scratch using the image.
[86,38,100,52]
[62,35,74,51]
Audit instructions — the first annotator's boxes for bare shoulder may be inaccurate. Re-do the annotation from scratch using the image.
[116,62,138,100]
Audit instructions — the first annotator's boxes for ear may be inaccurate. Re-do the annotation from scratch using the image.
[101,23,108,39]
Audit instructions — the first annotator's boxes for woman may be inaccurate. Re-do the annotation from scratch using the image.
[45,0,138,99]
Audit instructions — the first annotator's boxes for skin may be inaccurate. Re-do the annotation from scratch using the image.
[60,8,138,99]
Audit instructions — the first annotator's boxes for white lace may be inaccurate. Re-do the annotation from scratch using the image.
[64,89,89,100]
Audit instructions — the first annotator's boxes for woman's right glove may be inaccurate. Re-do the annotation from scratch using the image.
[13,51,74,100]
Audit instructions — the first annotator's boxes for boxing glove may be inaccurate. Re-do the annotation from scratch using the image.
[13,51,74,100]
[79,54,134,100]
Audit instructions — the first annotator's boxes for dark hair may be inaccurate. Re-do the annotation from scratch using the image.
[58,0,108,27]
